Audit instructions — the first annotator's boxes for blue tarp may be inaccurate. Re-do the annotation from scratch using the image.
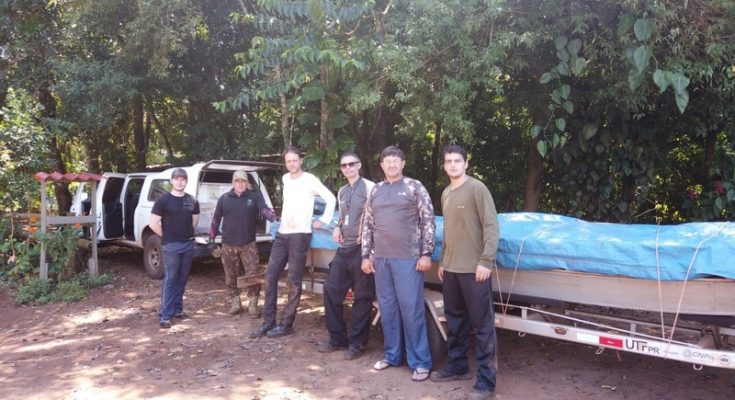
[272,212,735,281]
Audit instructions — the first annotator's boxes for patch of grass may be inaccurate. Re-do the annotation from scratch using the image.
[84,273,113,288]
[15,278,54,305]
[14,272,113,305]
[54,279,87,303]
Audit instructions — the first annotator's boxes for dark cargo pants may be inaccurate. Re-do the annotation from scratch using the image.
[323,244,375,349]
[262,232,311,328]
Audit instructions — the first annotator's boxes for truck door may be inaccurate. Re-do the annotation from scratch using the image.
[99,174,126,240]
[121,176,146,240]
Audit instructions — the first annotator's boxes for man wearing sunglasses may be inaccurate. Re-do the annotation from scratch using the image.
[317,152,375,360]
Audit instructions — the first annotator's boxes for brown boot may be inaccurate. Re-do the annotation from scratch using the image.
[228,296,243,315]
[248,296,261,319]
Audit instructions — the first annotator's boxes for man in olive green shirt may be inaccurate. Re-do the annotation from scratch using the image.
[430,145,499,400]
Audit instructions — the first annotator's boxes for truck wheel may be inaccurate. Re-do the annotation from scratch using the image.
[426,307,447,364]
[143,235,164,279]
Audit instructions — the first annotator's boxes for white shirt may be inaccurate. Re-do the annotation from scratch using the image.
[279,172,336,234]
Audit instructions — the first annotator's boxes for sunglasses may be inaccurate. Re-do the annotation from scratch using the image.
[339,161,359,169]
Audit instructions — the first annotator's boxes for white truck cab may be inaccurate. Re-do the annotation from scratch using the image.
[71,160,281,278]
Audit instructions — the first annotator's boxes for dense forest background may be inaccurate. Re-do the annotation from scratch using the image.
[1,0,734,222]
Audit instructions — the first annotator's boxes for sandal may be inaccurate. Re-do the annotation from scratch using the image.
[412,368,430,382]
[373,360,392,371]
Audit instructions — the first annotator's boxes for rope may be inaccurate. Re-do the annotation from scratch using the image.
[654,225,666,339]
[665,222,728,346]
[497,220,572,316]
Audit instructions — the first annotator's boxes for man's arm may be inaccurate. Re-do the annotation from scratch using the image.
[149,214,163,237]
[360,185,377,259]
[209,196,224,239]
[192,213,200,230]
[415,181,436,257]
[313,176,337,226]
[477,184,499,268]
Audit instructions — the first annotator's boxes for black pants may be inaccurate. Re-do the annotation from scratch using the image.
[442,271,498,392]
[263,232,311,328]
[323,245,375,349]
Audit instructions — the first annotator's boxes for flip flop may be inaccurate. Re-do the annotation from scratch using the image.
[412,368,430,382]
[373,360,392,370]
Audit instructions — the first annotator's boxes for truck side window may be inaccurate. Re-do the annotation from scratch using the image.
[148,179,171,202]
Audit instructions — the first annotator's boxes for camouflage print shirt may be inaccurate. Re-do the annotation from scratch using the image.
[361,177,435,259]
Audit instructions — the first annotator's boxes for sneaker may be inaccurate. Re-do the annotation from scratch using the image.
[429,368,472,382]
[468,388,496,400]
[317,341,347,353]
[344,347,363,360]
[250,323,275,339]
[266,324,294,338]
[159,320,172,329]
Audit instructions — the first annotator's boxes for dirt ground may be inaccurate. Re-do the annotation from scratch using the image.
[1,247,734,400]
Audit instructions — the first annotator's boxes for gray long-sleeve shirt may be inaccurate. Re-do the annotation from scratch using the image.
[361,177,435,259]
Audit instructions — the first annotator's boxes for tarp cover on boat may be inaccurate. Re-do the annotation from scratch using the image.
[274,212,735,281]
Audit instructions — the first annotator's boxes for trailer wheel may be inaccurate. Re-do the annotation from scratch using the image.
[143,234,164,279]
[426,307,447,364]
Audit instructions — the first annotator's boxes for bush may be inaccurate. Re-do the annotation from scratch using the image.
[14,273,114,305]
[54,279,87,303]
[15,278,54,304]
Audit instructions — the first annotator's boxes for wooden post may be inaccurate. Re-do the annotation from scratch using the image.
[88,181,99,276]
[39,180,48,281]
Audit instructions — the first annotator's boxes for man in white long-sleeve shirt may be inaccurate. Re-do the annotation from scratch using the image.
[251,146,337,338]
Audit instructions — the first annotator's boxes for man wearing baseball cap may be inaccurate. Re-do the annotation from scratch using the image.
[209,169,276,318]
[149,167,200,328]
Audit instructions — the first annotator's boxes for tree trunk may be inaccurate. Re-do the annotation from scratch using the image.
[147,101,173,161]
[369,76,395,178]
[702,129,717,184]
[320,96,332,148]
[37,80,72,214]
[276,64,290,147]
[133,94,147,170]
[430,120,442,212]
[523,139,543,211]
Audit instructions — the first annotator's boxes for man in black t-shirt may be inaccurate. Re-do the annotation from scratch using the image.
[149,168,200,329]
[209,169,275,318]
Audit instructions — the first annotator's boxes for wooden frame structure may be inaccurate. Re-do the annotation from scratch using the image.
[34,172,101,280]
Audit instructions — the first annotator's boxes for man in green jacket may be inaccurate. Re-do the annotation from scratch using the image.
[430,144,500,400]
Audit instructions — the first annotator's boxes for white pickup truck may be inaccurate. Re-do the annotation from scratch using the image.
[71,160,280,279]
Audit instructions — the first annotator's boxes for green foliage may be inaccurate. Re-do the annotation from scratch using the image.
[15,278,55,305]
[682,161,735,221]
[0,88,49,212]
[14,274,109,305]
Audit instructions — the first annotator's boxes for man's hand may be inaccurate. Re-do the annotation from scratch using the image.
[332,227,343,245]
[416,255,431,272]
[437,266,444,282]
[361,258,375,274]
[475,265,492,282]
[312,220,323,230]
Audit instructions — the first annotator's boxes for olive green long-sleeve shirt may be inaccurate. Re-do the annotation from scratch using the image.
[440,176,499,273]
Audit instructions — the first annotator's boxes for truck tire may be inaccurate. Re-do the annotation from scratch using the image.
[426,307,447,364]
[143,234,164,279]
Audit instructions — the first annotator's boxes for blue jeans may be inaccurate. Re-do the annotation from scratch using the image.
[160,240,194,321]
[374,257,432,370]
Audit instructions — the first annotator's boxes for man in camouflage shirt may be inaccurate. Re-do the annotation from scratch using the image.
[361,146,435,382]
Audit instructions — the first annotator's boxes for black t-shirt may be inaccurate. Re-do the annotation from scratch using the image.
[211,189,268,246]
[151,192,200,244]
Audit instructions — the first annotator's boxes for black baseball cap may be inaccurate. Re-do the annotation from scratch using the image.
[171,168,188,180]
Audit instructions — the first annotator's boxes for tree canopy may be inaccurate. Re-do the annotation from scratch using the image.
[1,0,734,222]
